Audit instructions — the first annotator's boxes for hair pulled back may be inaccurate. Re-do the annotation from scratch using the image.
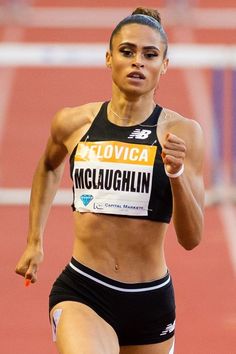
[109,7,168,58]
[132,7,162,23]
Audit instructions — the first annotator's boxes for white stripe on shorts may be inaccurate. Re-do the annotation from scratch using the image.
[69,262,170,292]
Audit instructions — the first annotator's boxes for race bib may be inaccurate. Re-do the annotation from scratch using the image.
[72,141,157,216]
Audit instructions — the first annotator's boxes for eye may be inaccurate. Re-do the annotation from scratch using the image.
[144,52,158,59]
[120,48,134,57]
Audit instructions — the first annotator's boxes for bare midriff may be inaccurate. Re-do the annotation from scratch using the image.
[72,212,169,283]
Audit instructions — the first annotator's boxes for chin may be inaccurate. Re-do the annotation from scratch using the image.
[121,86,147,97]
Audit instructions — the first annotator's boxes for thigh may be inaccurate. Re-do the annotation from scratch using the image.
[50,301,120,354]
[120,336,175,354]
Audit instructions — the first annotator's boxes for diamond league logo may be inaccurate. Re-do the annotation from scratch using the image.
[80,194,94,206]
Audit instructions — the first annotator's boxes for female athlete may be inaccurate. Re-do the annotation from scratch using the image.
[15,7,205,354]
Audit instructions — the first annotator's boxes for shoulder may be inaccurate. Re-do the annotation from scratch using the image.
[51,101,104,146]
[160,108,204,146]
[158,107,204,168]
[163,108,204,170]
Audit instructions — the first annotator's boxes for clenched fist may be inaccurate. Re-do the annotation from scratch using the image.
[15,245,44,283]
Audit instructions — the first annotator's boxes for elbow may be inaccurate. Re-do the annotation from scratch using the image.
[43,156,65,181]
[178,234,202,251]
[177,215,204,251]
[174,209,204,250]
[180,240,200,251]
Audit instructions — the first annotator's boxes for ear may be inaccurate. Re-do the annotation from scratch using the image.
[161,58,169,75]
[106,50,112,69]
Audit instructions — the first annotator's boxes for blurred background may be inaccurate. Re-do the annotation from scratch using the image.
[0,0,235,353]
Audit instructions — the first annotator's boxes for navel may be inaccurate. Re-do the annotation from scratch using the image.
[114,263,119,271]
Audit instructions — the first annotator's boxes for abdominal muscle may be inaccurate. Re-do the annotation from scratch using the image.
[72,212,169,283]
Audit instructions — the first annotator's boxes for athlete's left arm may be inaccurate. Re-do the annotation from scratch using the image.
[162,119,205,250]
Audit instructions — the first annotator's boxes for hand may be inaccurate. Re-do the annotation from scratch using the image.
[162,133,186,174]
[15,245,44,283]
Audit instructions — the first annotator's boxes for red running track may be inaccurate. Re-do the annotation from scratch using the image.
[0,1,236,353]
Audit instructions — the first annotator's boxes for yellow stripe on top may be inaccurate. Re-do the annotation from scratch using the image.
[74,141,157,166]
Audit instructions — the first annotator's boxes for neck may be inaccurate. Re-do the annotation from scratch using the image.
[109,95,156,127]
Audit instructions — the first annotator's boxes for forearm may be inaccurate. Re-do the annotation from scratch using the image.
[16,113,69,282]
[27,156,65,247]
[170,175,204,250]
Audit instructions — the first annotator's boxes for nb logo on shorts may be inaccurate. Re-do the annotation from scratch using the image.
[160,321,176,336]
[128,129,152,140]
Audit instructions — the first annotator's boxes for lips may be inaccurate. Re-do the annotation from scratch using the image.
[127,71,145,80]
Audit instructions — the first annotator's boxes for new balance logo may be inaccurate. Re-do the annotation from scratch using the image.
[80,194,93,206]
[160,321,176,336]
[128,129,152,140]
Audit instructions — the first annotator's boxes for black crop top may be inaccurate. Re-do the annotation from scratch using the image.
[70,102,172,223]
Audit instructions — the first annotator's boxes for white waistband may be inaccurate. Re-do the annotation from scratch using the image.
[69,262,170,293]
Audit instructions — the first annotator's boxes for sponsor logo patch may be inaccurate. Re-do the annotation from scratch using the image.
[128,129,152,140]
[160,321,176,336]
[80,194,93,206]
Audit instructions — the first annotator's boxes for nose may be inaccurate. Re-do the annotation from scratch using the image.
[132,62,144,69]
[132,54,144,68]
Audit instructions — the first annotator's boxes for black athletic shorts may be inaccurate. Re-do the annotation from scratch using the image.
[49,257,176,346]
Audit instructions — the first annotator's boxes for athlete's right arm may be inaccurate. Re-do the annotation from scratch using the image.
[15,109,69,283]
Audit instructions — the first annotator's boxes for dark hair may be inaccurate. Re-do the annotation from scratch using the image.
[109,7,168,58]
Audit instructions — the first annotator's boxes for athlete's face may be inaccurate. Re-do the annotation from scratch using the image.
[106,23,168,97]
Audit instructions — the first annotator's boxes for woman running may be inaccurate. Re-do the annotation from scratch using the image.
[15,7,205,354]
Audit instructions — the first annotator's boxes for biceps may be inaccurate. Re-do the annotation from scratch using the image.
[44,137,68,170]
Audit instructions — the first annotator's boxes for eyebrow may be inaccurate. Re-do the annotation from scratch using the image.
[119,42,160,51]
